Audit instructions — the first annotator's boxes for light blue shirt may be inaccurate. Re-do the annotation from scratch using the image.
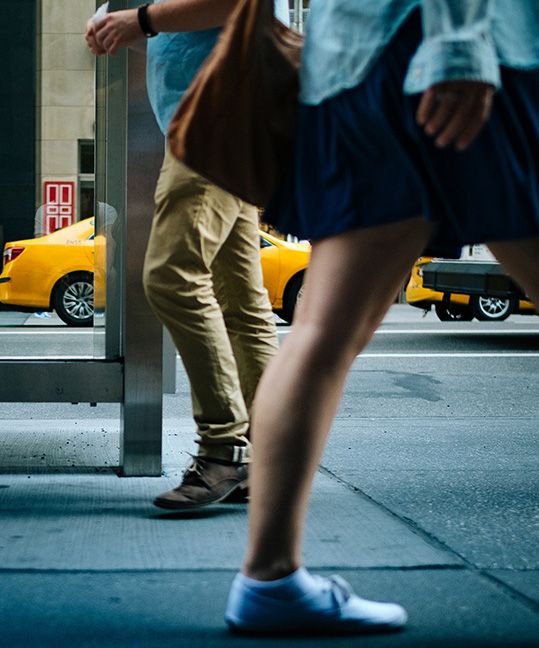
[301,0,539,106]
[147,0,290,134]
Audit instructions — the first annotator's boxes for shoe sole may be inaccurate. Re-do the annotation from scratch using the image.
[226,618,406,636]
[226,619,405,637]
[221,486,249,504]
[153,480,248,511]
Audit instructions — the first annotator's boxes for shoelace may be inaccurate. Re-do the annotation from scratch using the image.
[313,574,353,608]
[179,454,211,490]
[328,575,353,606]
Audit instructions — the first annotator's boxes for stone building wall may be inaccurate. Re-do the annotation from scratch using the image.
[37,0,96,231]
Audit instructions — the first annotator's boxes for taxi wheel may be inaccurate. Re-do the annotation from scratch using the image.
[470,295,514,321]
[434,303,474,322]
[53,272,94,327]
[281,274,304,324]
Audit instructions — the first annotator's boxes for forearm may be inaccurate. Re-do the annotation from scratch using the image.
[146,0,240,32]
[88,0,241,56]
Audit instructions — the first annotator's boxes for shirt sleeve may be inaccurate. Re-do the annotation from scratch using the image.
[403,0,501,94]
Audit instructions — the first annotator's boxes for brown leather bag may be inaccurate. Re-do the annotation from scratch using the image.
[167,0,304,206]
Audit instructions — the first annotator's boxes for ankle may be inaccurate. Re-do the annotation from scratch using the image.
[242,559,301,582]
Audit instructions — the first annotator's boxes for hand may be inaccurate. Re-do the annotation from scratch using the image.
[85,19,107,56]
[94,9,145,56]
[416,80,495,151]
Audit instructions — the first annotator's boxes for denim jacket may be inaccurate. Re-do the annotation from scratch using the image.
[301,0,539,105]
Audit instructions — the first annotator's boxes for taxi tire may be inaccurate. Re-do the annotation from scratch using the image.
[52,272,94,327]
[470,295,514,321]
[434,302,474,322]
[281,274,304,324]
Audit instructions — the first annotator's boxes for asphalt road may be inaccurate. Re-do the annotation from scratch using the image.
[1,304,539,357]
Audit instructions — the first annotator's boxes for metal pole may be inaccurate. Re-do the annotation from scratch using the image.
[162,328,177,395]
[298,0,304,32]
[293,0,301,30]
[102,1,164,476]
[119,44,164,476]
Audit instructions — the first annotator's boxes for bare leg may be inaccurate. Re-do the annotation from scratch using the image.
[487,237,539,308]
[243,217,432,579]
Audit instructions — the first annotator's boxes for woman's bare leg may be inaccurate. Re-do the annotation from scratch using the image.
[243,217,432,580]
[487,237,539,308]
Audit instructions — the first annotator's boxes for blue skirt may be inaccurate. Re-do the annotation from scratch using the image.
[264,11,539,258]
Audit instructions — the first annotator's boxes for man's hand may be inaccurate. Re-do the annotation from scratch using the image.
[416,80,495,151]
[89,9,144,56]
[85,19,107,55]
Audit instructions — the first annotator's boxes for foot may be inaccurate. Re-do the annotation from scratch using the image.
[225,567,407,635]
[153,456,248,510]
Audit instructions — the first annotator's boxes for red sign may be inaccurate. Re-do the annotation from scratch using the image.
[43,181,75,234]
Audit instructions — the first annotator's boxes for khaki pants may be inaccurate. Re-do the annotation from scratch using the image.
[143,147,278,462]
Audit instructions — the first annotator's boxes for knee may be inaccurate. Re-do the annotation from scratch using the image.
[143,256,187,308]
[142,262,173,317]
[221,292,274,330]
[142,259,160,307]
[143,255,217,319]
[293,316,376,374]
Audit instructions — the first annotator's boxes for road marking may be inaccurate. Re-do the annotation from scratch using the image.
[276,328,539,337]
[0,355,96,360]
[2,328,537,337]
[374,329,539,335]
[357,352,539,358]
[0,330,101,335]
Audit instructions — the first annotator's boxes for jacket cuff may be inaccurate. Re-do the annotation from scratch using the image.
[404,36,501,94]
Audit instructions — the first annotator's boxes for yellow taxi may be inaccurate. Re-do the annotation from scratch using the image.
[406,256,536,321]
[259,229,310,322]
[0,218,310,326]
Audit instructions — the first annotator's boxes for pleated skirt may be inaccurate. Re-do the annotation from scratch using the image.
[264,11,539,257]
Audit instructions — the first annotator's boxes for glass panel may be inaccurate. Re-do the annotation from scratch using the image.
[92,22,126,360]
[0,0,117,360]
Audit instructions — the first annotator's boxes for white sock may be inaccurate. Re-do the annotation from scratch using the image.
[237,567,319,600]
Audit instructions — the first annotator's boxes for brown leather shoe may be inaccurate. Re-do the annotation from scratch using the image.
[153,456,249,510]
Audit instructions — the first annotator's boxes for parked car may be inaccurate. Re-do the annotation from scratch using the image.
[406,255,536,322]
[0,218,310,326]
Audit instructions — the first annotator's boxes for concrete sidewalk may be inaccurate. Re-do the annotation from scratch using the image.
[2,304,539,647]
[0,415,538,647]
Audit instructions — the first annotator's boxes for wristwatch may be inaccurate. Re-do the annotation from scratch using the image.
[137,3,158,38]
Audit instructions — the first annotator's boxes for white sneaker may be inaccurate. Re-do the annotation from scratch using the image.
[225,567,407,635]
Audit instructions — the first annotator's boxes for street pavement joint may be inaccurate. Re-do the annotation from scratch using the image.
[480,571,539,613]
[319,464,470,565]
[318,464,539,614]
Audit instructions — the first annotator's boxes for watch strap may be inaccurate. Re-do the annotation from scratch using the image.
[138,3,158,38]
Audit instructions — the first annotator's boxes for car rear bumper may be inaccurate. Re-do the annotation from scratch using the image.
[0,274,50,309]
[422,261,527,299]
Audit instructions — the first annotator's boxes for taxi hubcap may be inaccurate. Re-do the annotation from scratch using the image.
[478,296,510,317]
[63,281,94,320]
